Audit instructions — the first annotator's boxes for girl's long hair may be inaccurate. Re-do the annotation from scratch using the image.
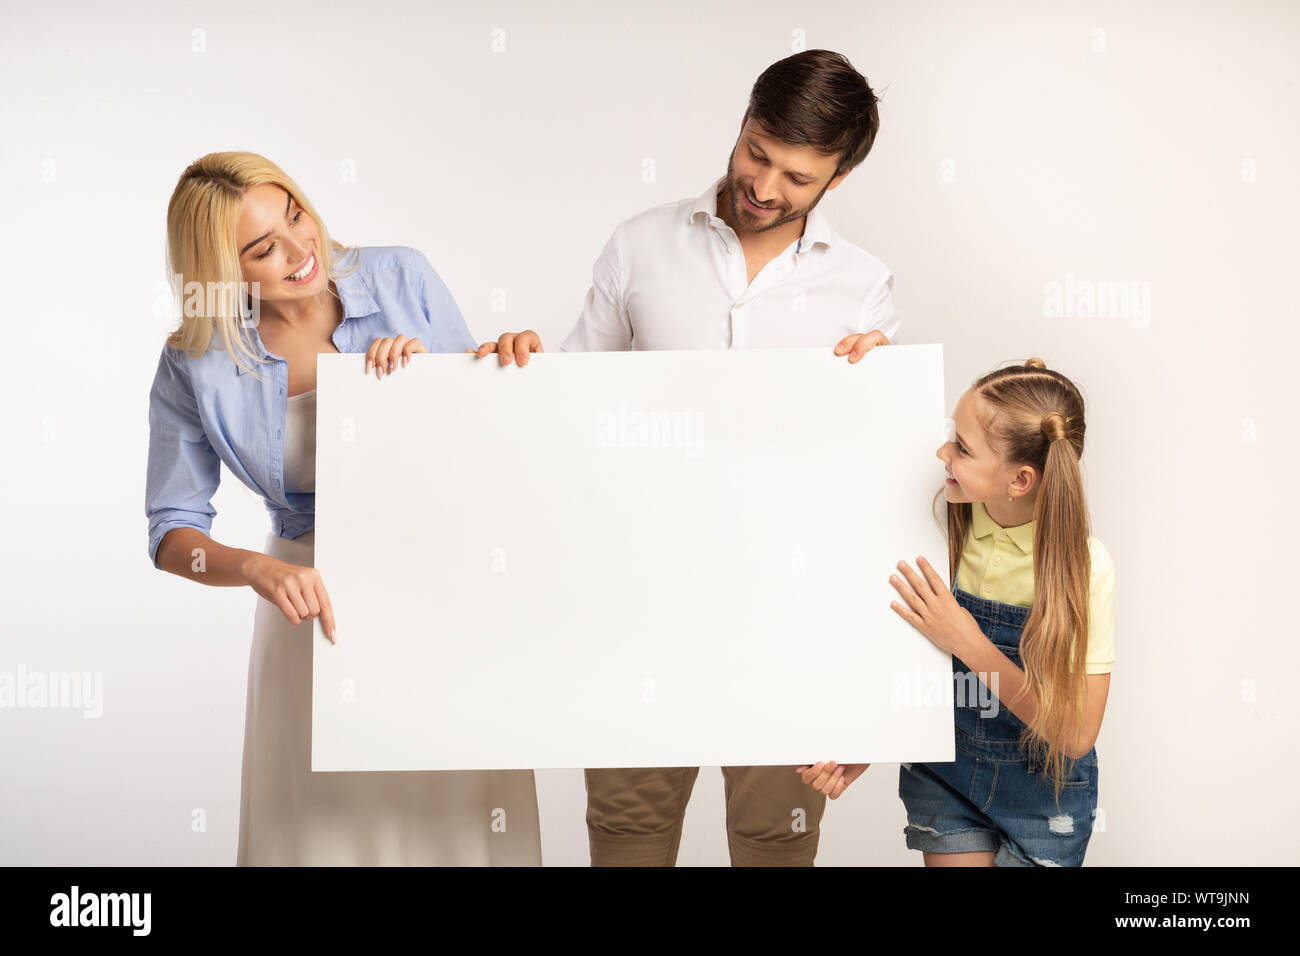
[163,151,360,379]
[933,358,1091,802]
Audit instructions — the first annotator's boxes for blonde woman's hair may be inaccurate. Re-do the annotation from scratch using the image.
[931,357,1092,803]
[163,151,360,380]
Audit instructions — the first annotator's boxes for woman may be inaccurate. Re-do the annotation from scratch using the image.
[145,151,541,865]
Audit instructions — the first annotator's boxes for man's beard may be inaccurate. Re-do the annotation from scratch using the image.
[724,156,830,234]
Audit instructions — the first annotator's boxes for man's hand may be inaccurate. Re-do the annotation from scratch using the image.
[468,330,545,366]
[833,330,889,363]
[795,761,871,799]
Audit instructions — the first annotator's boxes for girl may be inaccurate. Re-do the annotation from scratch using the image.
[799,358,1115,867]
[146,151,542,865]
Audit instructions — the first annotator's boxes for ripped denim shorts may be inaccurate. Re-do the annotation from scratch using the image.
[898,582,1099,866]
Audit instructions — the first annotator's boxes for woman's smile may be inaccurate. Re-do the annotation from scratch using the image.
[284,249,318,285]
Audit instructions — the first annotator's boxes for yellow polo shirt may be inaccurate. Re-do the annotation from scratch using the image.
[955,501,1115,675]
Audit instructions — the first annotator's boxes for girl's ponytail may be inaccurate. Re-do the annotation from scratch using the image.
[1019,406,1092,803]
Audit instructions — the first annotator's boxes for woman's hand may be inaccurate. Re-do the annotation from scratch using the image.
[795,761,870,800]
[365,335,426,379]
[241,552,337,644]
[889,556,982,657]
[833,330,888,363]
[468,329,544,366]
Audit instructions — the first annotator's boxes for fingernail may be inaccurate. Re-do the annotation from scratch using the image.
[365,360,372,372]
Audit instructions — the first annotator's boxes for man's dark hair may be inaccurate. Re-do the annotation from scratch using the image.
[744,49,881,180]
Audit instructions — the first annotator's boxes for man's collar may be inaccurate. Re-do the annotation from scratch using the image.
[687,174,833,253]
[971,500,1035,554]
[235,269,377,375]
[799,196,834,251]
[686,174,727,224]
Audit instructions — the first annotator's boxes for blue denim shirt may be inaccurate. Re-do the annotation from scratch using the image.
[145,244,476,569]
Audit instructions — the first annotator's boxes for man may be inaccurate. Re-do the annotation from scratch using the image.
[477,49,900,866]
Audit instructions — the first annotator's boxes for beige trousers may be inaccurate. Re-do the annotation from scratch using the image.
[584,765,827,866]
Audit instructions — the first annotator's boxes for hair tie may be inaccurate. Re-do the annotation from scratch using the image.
[1042,412,1071,443]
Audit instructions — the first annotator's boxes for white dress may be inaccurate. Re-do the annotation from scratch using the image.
[236,388,542,865]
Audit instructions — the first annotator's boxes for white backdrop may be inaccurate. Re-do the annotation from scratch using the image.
[1,0,1296,865]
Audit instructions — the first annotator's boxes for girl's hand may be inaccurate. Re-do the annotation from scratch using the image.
[833,330,888,363]
[366,335,426,379]
[889,556,981,657]
[795,761,870,800]
[241,553,337,644]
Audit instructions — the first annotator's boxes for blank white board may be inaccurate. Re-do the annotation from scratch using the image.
[312,345,954,771]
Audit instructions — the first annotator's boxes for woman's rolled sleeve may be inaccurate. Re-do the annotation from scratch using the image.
[145,345,221,569]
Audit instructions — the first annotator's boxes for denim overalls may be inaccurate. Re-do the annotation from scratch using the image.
[898,576,1099,866]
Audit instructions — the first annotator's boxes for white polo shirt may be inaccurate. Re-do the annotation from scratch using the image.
[559,174,901,352]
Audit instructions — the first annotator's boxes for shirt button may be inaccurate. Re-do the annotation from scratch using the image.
[274,429,281,439]
[983,584,992,594]
[992,556,1001,566]
[998,531,1007,540]
[726,246,734,254]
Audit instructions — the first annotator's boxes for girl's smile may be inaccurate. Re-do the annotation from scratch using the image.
[937,390,1040,527]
